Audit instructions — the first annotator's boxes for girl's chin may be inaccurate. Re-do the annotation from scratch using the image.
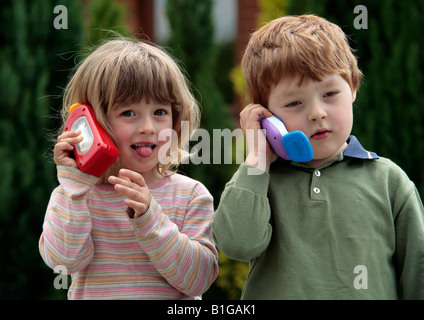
[122,164,158,175]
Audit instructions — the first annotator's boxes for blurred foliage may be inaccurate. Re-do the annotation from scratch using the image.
[258,0,290,26]
[83,0,130,47]
[230,65,247,107]
[213,41,235,105]
[0,0,83,299]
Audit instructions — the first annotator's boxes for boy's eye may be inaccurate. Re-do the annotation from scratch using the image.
[122,110,135,117]
[286,101,301,107]
[324,91,338,98]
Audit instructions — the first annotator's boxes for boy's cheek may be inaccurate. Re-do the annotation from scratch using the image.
[279,116,306,133]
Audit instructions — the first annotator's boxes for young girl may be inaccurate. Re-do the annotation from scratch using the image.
[39,38,219,299]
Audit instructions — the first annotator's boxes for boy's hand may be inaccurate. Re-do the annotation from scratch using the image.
[240,104,278,171]
[108,169,151,219]
[54,130,83,168]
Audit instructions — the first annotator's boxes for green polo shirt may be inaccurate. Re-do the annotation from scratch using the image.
[213,136,424,299]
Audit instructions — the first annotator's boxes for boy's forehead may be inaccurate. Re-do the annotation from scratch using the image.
[276,74,343,89]
[271,74,348,97]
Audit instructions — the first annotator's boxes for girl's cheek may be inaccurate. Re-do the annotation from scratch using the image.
[113,126,132,143]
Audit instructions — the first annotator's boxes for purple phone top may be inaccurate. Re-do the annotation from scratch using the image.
[260,116,313,162]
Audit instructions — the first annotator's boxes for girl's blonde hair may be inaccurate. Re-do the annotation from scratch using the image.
[60,37,200,181]
[242,14,363,106]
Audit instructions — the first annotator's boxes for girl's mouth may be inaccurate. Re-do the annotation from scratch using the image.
[131,143,157,157]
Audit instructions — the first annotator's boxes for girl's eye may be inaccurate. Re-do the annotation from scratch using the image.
[122,110,135,117]
[154,109,167,116]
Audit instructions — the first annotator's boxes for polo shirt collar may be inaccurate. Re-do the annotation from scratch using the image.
[343,135,379,159]
[277,135,379,169]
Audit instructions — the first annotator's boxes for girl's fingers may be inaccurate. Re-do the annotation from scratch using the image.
[124,199,148,218]
[58,131,83,145]
[108,169,151,218]
[58,130,81,140]
[117,169,147,187]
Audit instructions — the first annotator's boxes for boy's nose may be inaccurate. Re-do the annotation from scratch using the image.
[308,102,327,121]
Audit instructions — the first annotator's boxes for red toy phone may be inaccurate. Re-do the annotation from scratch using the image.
[65,103,119,177]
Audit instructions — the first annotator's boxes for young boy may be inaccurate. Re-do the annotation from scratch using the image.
[213,15,424,299]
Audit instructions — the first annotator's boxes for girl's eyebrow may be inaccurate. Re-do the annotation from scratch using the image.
[156,103,172,108]
[111,104,129,111]
[111,102,173,111]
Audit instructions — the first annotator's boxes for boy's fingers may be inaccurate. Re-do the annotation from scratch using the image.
[240,104,269,132]
[262,108,273,118]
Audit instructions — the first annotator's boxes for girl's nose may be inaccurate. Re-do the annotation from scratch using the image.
[137,118,155,135]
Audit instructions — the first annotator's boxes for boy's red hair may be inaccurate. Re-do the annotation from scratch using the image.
[242,15,362,106]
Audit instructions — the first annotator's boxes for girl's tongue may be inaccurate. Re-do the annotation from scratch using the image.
[133,144,155,157]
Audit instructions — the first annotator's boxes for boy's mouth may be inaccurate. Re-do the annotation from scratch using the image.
[311,129,331,140]
[131,143,157,157]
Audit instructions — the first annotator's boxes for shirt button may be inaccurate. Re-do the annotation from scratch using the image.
[315,170,321,177]
[313,187,321,194]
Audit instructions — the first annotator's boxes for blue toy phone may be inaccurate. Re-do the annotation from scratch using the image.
[260,115,313,162]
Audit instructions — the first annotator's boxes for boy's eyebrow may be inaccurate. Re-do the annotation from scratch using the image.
[321,77,340,88]
[283,89,301,98]
[284,77,341,95]
[279,86,305,98]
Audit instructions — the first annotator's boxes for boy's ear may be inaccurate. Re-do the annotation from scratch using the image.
[352,90,357,102]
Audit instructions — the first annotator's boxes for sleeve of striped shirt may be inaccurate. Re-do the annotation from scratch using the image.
[129,184,219,297]
[39,166,99,274]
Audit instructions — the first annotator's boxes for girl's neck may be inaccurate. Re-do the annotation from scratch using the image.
[100,163,168,186]
[141,168,166,185]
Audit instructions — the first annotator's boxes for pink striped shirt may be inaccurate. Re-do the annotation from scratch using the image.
[39,166,218,299]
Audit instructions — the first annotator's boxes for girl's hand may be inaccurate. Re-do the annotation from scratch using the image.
[108,169,151,219]
[54,130,83,168]
[240,104,278,171]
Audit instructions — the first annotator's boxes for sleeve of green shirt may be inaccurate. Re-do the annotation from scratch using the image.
[394,186,424,299]
[212,164,272,262]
